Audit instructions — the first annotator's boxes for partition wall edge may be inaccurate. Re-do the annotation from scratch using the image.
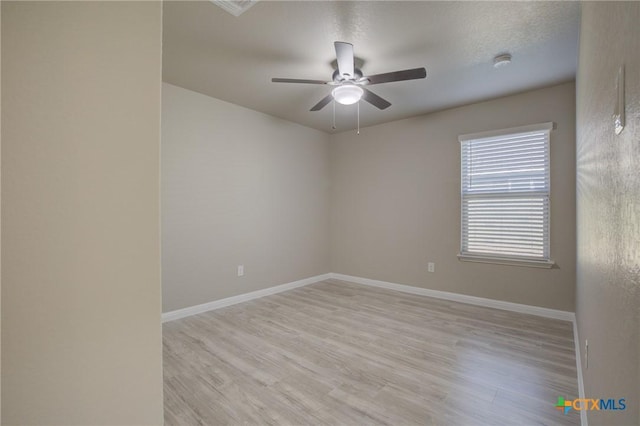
[1,2,164,424]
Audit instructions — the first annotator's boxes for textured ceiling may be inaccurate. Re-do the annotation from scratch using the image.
[163,1,580,133]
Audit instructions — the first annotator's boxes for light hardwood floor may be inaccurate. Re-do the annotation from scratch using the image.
[163,279,580,425]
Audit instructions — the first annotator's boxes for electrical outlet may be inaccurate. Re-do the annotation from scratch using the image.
[237,265,244,277]
[585,339,588,369]
[428,262,435,273]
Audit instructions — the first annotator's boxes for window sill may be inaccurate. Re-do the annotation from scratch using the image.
[457,254,555,269]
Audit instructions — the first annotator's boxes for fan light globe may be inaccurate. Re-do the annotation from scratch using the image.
[332,84,363,105]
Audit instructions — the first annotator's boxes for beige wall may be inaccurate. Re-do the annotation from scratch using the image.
[576,3,640,425]
[330,82,576,311]
[2,2,163,425]
[162,83,330,312]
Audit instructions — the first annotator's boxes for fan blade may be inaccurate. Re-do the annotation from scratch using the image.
[310,94,334,111]
[272,78,328,84]
[364,67,426,85]
[334,42,355,79]
[362,88,391,110]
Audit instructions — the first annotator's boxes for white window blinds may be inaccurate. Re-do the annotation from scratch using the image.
[459,123,553,265]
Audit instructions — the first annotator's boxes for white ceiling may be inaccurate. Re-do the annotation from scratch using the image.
[162,1,580,133]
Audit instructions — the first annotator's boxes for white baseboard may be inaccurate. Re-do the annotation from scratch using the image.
[164,271,574,323]
[573,317,587,426]
[329,273,575,322]
[162,273,331,323]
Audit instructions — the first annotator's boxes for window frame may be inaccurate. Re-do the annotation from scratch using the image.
[457,122,555,269]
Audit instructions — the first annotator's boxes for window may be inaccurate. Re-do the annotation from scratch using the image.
[458,123,554,268]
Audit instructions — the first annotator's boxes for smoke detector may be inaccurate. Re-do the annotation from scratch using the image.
[493,53,512,68]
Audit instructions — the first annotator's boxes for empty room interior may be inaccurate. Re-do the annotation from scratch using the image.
[1,1,639,425]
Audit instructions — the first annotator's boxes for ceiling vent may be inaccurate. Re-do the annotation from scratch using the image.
[210,0,258,17]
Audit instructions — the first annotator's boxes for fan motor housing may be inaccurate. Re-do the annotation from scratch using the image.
[333,68,363,83]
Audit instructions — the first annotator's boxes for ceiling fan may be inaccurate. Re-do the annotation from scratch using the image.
[272,42,427,112]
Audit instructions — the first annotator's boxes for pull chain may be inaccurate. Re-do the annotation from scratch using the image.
[332,99,336,130]
[357,100,360,135]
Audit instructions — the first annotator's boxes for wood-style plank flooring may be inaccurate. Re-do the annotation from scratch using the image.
[163,279,580,425]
